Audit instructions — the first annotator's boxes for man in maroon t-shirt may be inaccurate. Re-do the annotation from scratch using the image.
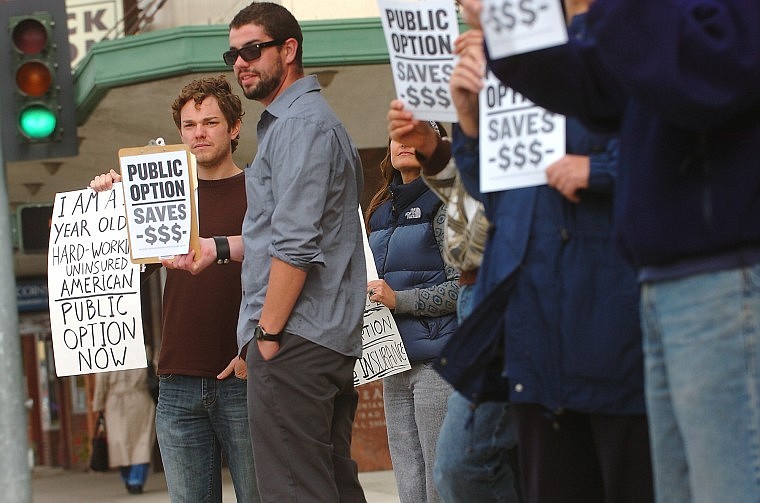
[90,76,259,503]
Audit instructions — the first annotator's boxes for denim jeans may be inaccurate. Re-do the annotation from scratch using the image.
[640,264,760,503]
[433,283,522,502]
[156,375,259,503]
[384,361,452,503]
[435,392,521,502]
[120,463,150,487]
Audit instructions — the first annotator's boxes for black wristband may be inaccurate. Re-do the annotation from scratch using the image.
[213,236,230,265]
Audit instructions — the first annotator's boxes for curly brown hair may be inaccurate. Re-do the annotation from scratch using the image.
[170,75,244,153]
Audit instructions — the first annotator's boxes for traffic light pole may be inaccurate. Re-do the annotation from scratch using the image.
[0,117,32,502]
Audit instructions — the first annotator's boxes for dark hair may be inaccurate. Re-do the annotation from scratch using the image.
[230,2,304,70]
[365,122,448,231]
[171,75,244,153]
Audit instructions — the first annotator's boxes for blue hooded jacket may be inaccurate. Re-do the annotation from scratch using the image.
[436,13,645,414]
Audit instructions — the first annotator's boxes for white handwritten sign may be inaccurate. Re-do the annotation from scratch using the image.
[118,144,196,260]
[378,0,460,122]
[356,301,410,386]
[479,72,565,192]
[354,208,411,386]
[48,185,146,377]
[481,0,567,59]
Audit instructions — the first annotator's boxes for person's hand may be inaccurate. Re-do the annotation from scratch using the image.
[217,355,247,380]
[257,340,279,361]
[545,155,591,203]
[457,0,483,30]
[161,237,215,274]
[450,29,485,137]
[387,100,440,158]
[89,169,122,192]
[367,279,397,310]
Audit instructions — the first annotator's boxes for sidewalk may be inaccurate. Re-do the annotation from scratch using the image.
[32,466,399,502]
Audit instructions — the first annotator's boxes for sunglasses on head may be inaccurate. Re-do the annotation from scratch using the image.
[223,39,285,65]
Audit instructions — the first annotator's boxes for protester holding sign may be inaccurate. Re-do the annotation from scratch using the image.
[434,7,653,501]
[90,75,259,503]
[386,97,522,503]
[460,0,760,500]
[170,4,367,501]
[365,121,458,503]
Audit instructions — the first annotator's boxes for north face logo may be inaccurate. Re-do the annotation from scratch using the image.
[405,207,422,219]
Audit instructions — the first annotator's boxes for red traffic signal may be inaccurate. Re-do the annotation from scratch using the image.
[12,17,49,54]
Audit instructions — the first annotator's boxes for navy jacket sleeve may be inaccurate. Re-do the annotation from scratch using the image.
[586,137,618,194]
[486,40,626,133]
[589,0,760,128]
[488,1,760,131]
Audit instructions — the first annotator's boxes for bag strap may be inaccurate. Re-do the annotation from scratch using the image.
[95,411,106,435]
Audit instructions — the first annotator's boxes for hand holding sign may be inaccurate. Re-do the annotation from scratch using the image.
[479,72,565,192]
[354,207,411,386]
[450,29,486,137]
[48,185,146,376]
[378,0,461,122]
[118,144,200,262]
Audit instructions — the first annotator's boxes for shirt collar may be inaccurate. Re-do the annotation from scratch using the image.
[265,74,321,118]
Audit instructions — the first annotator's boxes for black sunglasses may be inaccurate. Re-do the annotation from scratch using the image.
[223,39,285,65]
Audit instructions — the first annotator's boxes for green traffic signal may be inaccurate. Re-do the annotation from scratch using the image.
[18,104,57,139]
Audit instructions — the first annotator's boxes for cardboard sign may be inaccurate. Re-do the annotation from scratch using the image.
[48,186,146,376]
[479,72,565,192]
[354,208,411,386]
[378,0,460,122]
[481,0,568,58]
[118,144,199,262]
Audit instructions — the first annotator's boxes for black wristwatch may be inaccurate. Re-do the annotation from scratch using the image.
[254,325,281,342]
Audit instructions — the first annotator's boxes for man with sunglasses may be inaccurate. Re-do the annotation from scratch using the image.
[170,3,367,502]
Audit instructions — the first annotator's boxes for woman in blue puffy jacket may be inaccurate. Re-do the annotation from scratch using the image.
[365,122,459,503]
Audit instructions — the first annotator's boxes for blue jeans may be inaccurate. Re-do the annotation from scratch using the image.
[640,265,760,503]
[384,362,452,503]
[435,392,520,502]
[434,283,521,502]
[120,463,149,487]
[156,375,260,503]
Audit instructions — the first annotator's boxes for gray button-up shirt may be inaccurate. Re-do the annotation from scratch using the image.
[237,75,366,357]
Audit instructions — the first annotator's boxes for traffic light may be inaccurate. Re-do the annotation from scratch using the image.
[0,0,78,162]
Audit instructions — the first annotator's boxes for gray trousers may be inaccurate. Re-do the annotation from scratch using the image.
[246,332,366,503]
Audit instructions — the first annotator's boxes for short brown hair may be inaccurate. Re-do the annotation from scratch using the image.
[171,75,244,152]
[229,2,303,70]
